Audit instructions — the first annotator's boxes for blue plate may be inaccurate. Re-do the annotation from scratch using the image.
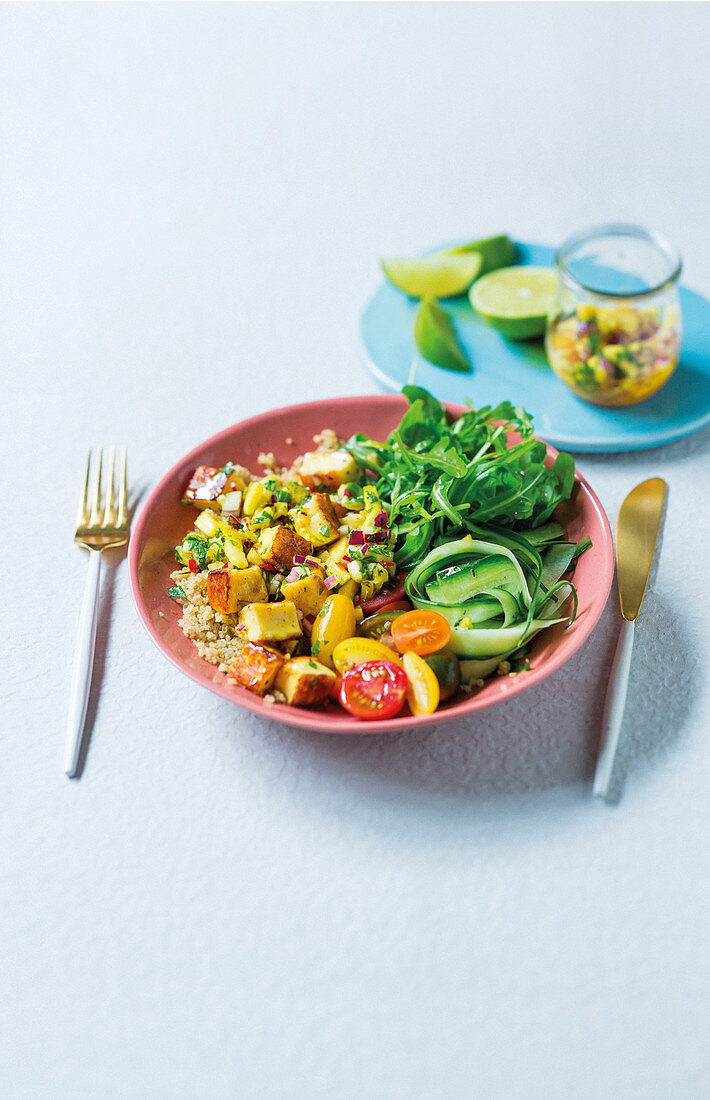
[359,241,710,452]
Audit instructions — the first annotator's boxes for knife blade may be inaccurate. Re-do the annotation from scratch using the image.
[593,478,667,799]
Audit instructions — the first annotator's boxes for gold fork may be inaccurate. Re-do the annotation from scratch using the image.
[65,446,129,778]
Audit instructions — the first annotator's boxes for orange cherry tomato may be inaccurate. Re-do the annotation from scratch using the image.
[391,609,451,656]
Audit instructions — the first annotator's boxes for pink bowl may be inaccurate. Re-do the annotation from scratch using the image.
[128,394,614,733]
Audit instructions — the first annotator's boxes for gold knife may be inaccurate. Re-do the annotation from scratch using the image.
[593,478,667,799]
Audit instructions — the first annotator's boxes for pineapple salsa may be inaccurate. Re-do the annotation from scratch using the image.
[545,302,681,407]
[169,388,590,720]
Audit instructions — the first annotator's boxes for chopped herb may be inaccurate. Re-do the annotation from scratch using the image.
[320,524,331,536]
[308,660,318,670]
[168,585,186,599]
[311,640,321,655]
[182,532,209,568]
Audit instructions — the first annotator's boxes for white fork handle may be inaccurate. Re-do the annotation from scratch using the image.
[64,549,102,777]
[593,618,636,799]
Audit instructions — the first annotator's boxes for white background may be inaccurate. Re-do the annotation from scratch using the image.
[2,4,709,1098]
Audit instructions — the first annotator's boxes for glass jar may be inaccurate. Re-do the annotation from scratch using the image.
[545,224,682,407]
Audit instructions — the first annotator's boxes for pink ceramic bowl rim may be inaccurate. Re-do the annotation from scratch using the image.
[128,395,615,734]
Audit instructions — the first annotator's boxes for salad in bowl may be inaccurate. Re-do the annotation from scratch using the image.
[160,387,596,723]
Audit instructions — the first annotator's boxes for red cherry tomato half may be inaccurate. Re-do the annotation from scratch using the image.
[338,660,408,720]
[359,574,409,616]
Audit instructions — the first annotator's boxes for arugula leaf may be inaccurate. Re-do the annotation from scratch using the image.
[345,386,577,567]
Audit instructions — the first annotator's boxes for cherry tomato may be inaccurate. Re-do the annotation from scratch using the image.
[359,574,409,616]
[332,637,401,675]
[391,609,451,656]
[358,607,409,641]
[311,594,357,669]
[402,651,440,716]
[339,660,408,720]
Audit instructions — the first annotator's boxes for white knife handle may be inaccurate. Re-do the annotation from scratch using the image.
[64,549,102,777]
[593,618,635,799]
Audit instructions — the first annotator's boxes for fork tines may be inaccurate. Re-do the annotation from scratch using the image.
[78,446,128,534]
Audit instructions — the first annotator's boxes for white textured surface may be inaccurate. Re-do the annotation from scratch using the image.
[2,5,710,1098]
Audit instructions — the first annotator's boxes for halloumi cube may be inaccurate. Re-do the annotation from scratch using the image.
[229,642,285,695]
[239,601,302,643]
[280,569,328,619]
[294,493,341,546]
[274,656,336,706]
[299,450,360,490]
[207,566,268,614]
[256,525,313,571]
[184,465,228,509]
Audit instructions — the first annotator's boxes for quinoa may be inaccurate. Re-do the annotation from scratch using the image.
[257,428,341,484]
[170,568,246,672]
[312,428,339,453]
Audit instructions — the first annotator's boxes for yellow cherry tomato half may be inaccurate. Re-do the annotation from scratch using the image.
[311,594,357,669]
[402,651,440,716]
[391,609,451,656]
[332,636,401,676]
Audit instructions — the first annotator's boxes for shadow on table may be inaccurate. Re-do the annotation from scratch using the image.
[274,590,696,807]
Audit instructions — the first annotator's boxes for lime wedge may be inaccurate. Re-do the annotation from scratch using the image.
[414,297,472,372]
[470,265,558,339]
[382,252,482,299]
[448,234,517,275]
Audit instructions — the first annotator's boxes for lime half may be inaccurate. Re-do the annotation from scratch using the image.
[470,265,558,339]
[414,297,471,373]
[382,252,482,299]
[448,234,517,275]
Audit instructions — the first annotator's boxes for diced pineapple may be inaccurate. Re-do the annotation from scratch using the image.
[194,510,222,537]
[229,642,285,695]
[223,538,248,569]
[339,579,359,600]
[243,481,273,516]
[274,656,336,706]
[239,601,302,643]
[207,566,268,614]
[247,502,290,531]
[281,569,328,618]
[299,450,360,490]
[294,493,341,546]
[223,468,250,494]
[319,534,351,572]
[220,490,243,515]
[256,525,313,571]
[184,466,228,509]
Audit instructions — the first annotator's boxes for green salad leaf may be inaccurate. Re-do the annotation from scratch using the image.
[345,386,577,568]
